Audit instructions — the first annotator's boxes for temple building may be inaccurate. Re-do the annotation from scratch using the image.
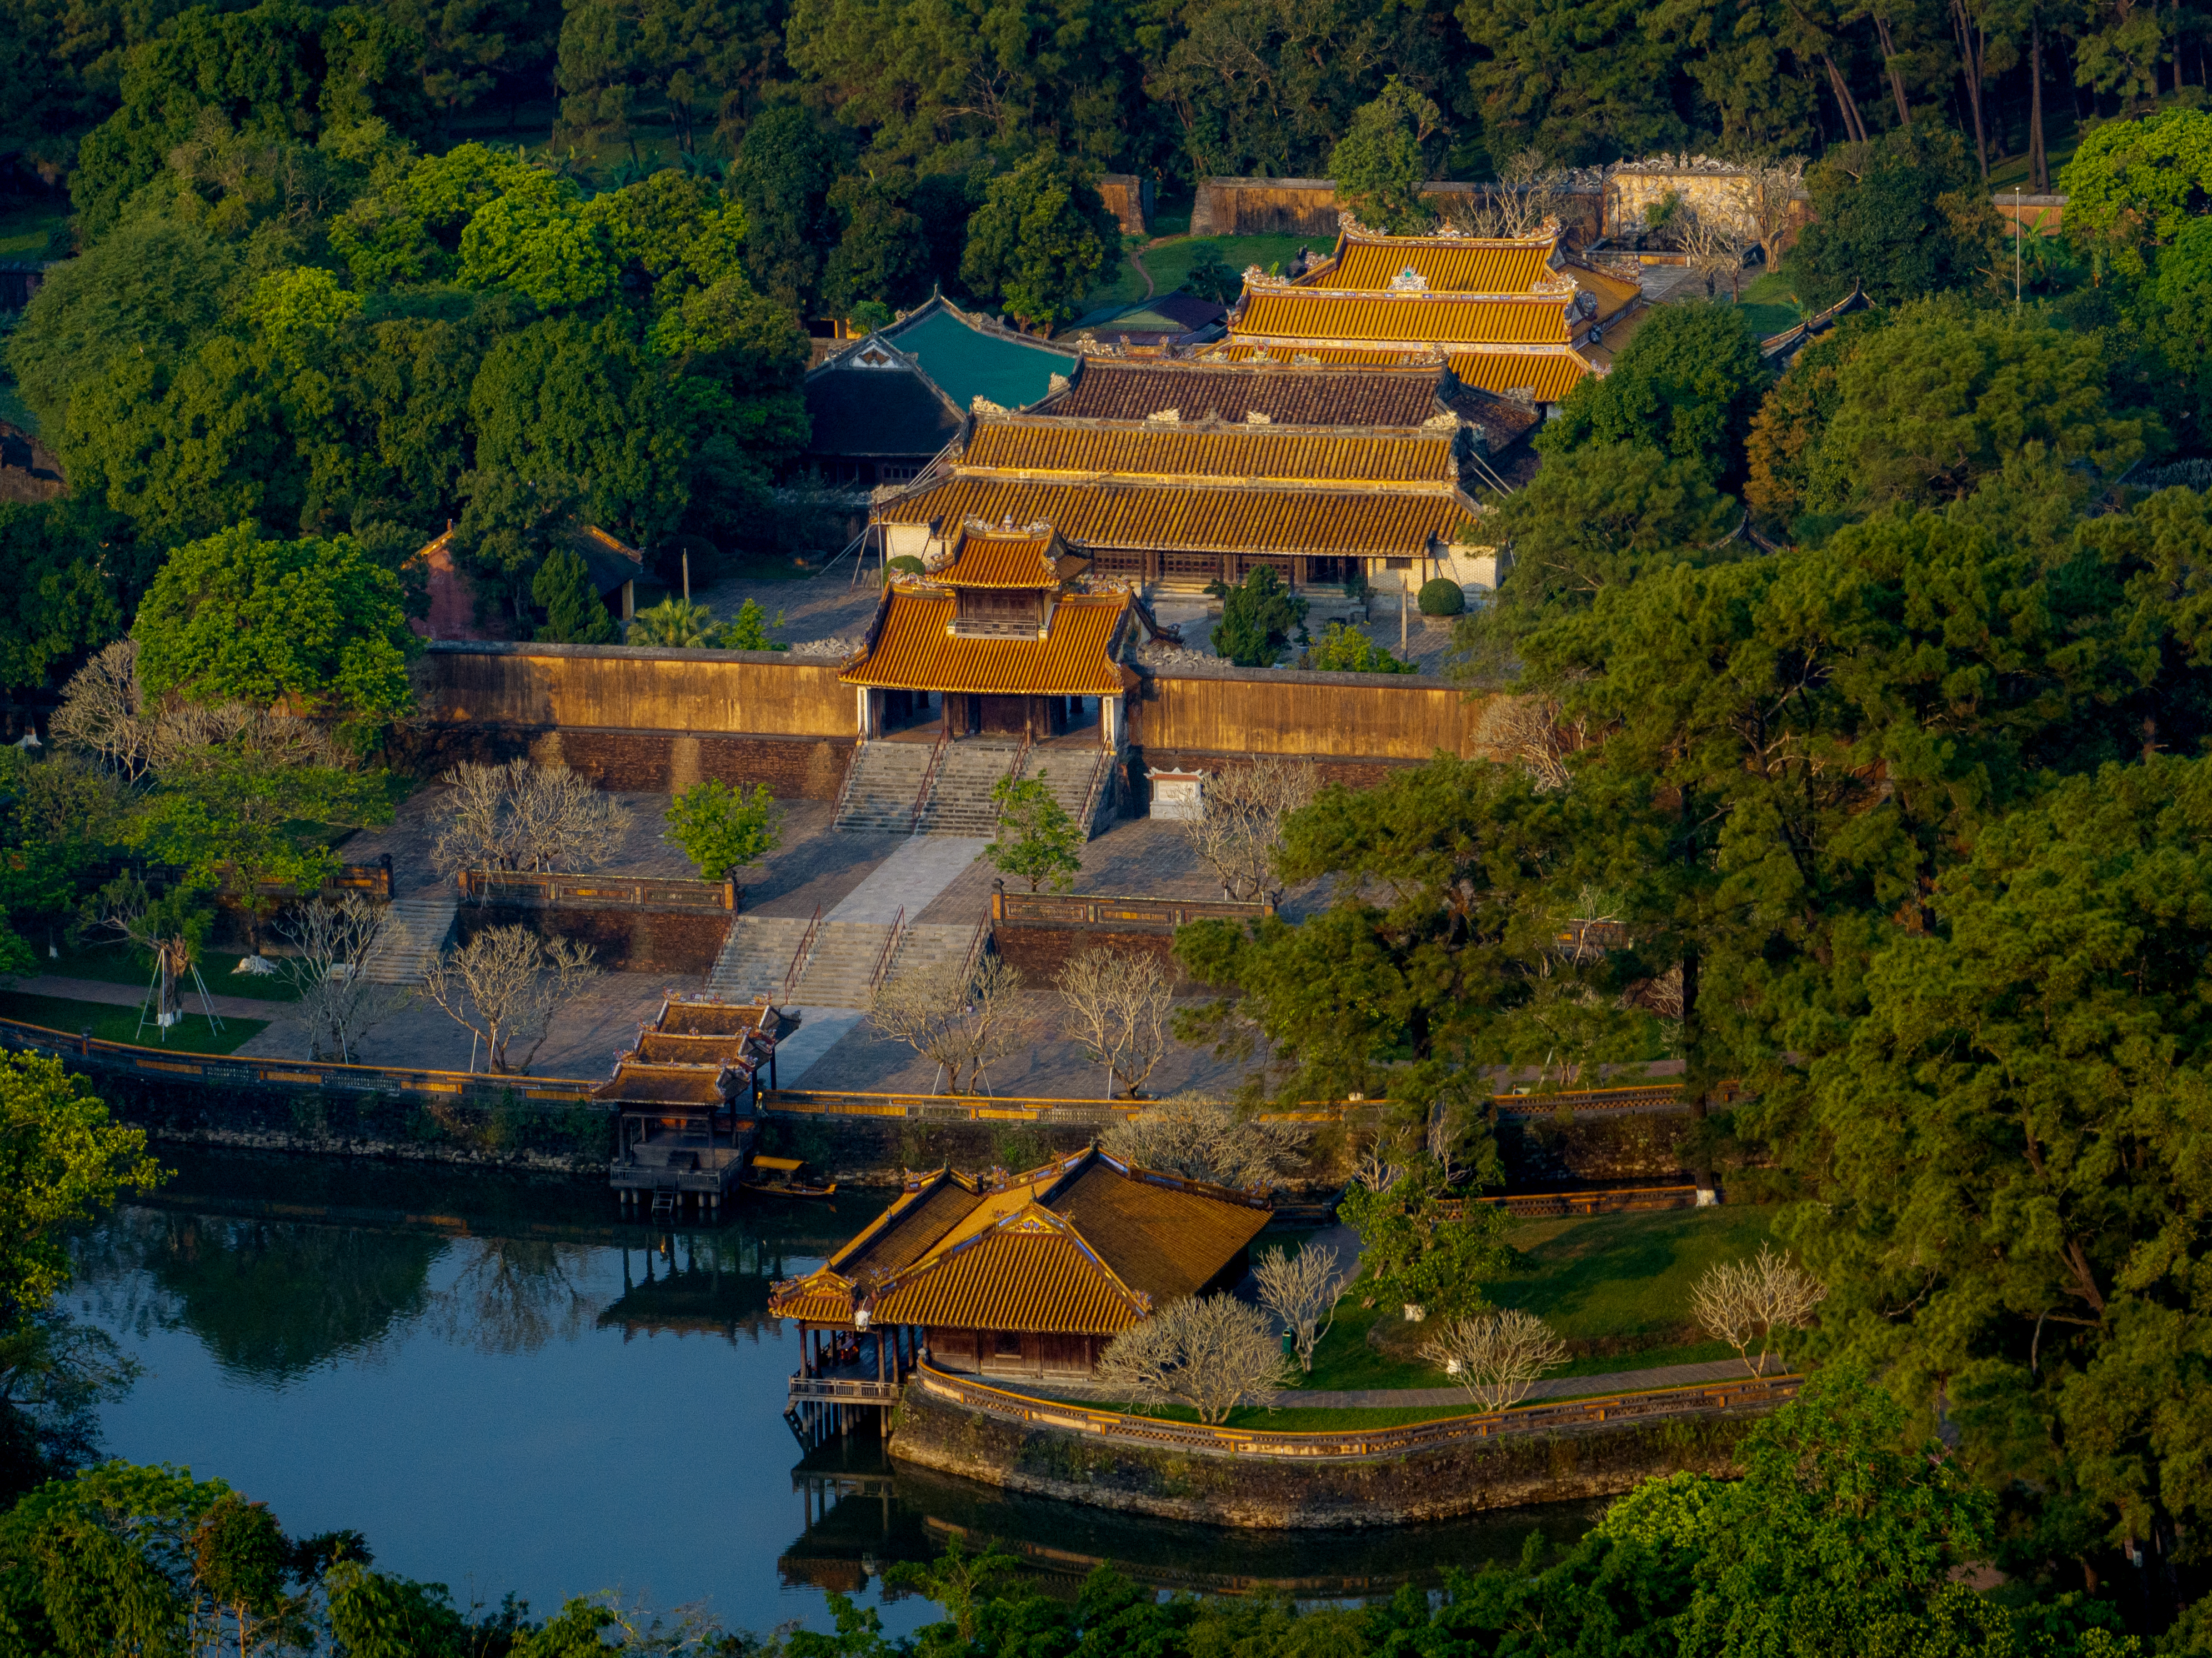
[799,295,1082,489]
[871,399,1487,594]
[600,996,778,1217]
[767,1147,1273,1384]
[840,519,1138,742]
[1208,218,1639,409]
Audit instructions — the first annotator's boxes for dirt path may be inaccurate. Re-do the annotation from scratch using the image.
[1126,248,1157,300]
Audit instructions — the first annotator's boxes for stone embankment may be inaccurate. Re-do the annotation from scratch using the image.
[888,1365,1787,1528]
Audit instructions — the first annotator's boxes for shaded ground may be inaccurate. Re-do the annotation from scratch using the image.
[231,970,678,1080]
[1145,592,1468,678]
[692,567,884,650]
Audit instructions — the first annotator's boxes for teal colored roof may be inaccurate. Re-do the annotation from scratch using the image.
[886,306,1079,413]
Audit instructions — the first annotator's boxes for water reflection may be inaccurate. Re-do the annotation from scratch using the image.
[69,1149,1599,1631]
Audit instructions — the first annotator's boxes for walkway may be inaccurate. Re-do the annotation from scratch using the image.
[769,834,992,1087]
[3,972,282,1022]
[993,1352,1788,1411]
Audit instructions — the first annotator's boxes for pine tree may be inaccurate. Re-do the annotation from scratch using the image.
[531,549,619,644]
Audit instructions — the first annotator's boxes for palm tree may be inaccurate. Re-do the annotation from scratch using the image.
[627,598,718,648]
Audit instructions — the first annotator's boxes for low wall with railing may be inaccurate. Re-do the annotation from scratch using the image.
[987,888,1274,992]
[892,1363,1793,1527]
[0,1015,613,1170]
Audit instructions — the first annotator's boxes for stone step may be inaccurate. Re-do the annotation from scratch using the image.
[707,916,820,1001]
[359,895,459,984]
[833,741,939,834]
[790,921,901,1008]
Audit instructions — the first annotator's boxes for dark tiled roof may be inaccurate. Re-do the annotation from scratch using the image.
[1047,360,1448,426]
[1042,1158,1272,1301]
[804,358,963,459]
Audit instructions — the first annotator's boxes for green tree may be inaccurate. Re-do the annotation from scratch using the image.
[730,106,846,316]
[1207,565,1308,667]
[4,219,236,437]
[985,771,1084,892]
[1791,128,2003,310]
[456,167,618,310]
[1305,621,1415,673]
[1336,1154,1511,1318]
[1327,77,1446,233]
[0,502,131,698]
[716,597,785,649]
[663,778,783,880]
[0,1055,163,1327]
[132,524,422,744]
[959,154,1117,333]
[625,596,718,646]
[127,717,395,955]
[1745,299,2153,525]
[0,750,131,975]
[823,169,936,319]
[531,548,620,643]
[2059,106,2212,280]
[1540,302,1769,485]
[1461,0,1689,164]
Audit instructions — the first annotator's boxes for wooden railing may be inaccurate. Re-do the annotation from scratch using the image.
[456,870,736,910]
[326,860,394,901]
[990,889,1275,929]
[912,1363,1799,1459]
[1492,1081,1741,1115]
[759,1088,1345,1127]
[0,1014,603,1106]
[789,1374,902,1405]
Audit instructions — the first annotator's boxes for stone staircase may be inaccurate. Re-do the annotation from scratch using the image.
[834,742,934,833]
[359,894,458,985]
[919,742,1020,835]
[705,916,819,1001]
[790,921,897,1006]
[884,923,978,985]
[1026,750,1111,839]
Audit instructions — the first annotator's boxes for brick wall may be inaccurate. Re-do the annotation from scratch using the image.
[993,924,1195,990]
[398,726,856,799]
[455,903,733,975]
[1123,747,1422,813]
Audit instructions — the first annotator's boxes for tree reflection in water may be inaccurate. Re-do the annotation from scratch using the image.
[426,1239,597,1356]
[73,1210,446,1385]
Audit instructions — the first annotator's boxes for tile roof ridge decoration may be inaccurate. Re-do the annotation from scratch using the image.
[1332,213,1564,250]
[883,1193,1156,1319]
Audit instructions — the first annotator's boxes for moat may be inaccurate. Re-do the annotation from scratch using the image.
[66,1148,1602,1632]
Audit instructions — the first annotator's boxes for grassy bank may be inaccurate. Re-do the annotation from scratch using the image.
[1073,233,1313,317]
[0,990,267,1054]
[1291,1204,1784,1392]
[48,942,302,1004]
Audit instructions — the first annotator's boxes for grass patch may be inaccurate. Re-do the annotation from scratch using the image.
[43,942,302,1004]
[0,990,267,1054]
[1073,233,1314,317]
[1292,1205,1784,1393]
[0,204,67,261]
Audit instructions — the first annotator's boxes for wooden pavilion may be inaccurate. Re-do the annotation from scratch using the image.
[600,995,778,1218]
[767,1146,1273,1441]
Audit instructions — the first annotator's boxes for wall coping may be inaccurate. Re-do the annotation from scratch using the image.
[1142,663,1465,692]
[423,640,842,668]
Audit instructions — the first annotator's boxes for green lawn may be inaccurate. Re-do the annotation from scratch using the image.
[0,204,67,261]
[46,942,302,1004]
[0,990,267,1054]
[1104,1400,1473,1431]
[1073,233,1316,317]
[1290,1204,1784,1394]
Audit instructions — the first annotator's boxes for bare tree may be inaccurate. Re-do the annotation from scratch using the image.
[868,954,1030,1095]
[1179,757,1317,902]
[1473,697,1573,792]
[431,760,634,881]
[51,642,156,781]
[1348,1136,1409,1194]
[1055,948,1175,1099]
[1734,159,1805,274]
[1420,1309,1568,1409]
[1677,199,1751,299]
[1450,147,1567,238]
[1253,1240,1350,1373]
[94,877,206,1030]
[277,896,407,1062]
[1691,1243,1827,1377]
[1099,1094,1308,1190]
[418,925,600,1074]
[1094,1294,1292,1425]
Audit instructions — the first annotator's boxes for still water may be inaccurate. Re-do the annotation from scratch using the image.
[67,1149,1600,1635]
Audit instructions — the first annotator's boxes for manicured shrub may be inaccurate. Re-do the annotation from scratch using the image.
[888,555,925,576]
[1417,578,1467,616]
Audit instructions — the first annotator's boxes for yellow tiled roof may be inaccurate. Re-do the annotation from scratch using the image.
[877,1218,1150,1335]
[840,589,1131,697]
[879,476,1476,556]
[934,525,1064,588]
[772,1268,857,1324]
[962,418,1457,487]
[1309,242,1557,293]
[1237,290,1574,347]
[1045,1158,1274,1303]
[1447,350,1593,402]
[832,1172,990,1280]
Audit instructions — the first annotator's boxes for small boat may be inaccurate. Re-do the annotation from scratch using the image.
[742,1155,838,1198]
